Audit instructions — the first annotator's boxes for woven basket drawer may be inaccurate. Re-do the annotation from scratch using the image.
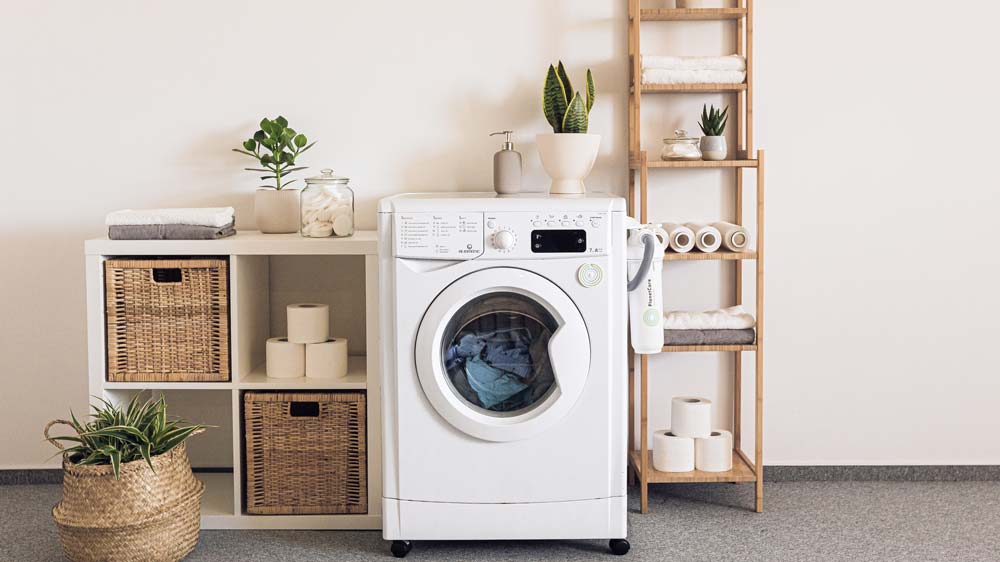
[104,258,230,382]
[244,391,367,515]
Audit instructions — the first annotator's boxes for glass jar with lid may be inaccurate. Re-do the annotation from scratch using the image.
[300,169,355,238]
[660,129,702,161]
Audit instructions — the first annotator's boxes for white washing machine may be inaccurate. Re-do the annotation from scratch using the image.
[378,193,630,558]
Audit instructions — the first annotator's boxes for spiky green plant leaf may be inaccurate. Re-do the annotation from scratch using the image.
[561,92,589,134]
[543,64,569,133]
[556,61,574,104]
[698,104,729,136]
[585,69,595,113]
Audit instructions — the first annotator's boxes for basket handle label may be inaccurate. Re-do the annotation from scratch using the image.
[289,402,320,417]
[152,268,183,283]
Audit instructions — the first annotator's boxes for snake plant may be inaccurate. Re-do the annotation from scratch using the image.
[542,62,596,134]
[46,393,206,479]
[698,104,729,137]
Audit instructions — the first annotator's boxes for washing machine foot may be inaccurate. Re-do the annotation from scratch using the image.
[390,540,413,558]
[609,538,630,555]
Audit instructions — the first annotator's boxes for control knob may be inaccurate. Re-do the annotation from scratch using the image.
[493,229,516,250]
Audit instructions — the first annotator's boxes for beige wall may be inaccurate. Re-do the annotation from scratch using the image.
[2,0,998,468]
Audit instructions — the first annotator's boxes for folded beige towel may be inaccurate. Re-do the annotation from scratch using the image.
[642,69,746,85]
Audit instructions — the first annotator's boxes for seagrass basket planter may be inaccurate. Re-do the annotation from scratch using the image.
[48,433,204,562]
[244,391,367,515]
[104,257,230,382]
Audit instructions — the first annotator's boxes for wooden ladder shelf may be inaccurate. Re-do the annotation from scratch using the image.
[626,0,765,514]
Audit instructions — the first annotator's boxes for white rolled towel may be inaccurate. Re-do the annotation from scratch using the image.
[663,305,756,330]
[711,221,751,251]
[684,223,722,253]
[662,223,695,253]
[642,54,746,72]
[106,207,235,228]
[642,69,746,85]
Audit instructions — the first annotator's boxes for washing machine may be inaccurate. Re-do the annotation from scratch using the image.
[377,193,629,557]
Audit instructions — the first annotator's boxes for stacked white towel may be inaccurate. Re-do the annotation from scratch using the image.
[106,207,235,228]
[642,55,746,85]
[663,305,756,330]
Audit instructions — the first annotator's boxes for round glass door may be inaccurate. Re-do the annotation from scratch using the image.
[415,267,591,442]
[442,292,557,416]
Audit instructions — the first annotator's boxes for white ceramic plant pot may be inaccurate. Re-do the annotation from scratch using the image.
[700,136,728,161]
[536,133,601,195]
[255,188,301,234]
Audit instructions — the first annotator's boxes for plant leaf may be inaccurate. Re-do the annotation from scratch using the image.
[585,69,595,113]
[556,61,574,103]
[561,92,589,134]
[275,115,288,128]
[294,134,307,148]
[543,64,568,133]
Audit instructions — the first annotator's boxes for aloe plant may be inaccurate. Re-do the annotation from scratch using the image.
[233,116,315,190]
[698,104,729,137]
[542,62,596,134]
[47,393,206,479]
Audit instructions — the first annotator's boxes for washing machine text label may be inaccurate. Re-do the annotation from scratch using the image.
[395,212,485,259]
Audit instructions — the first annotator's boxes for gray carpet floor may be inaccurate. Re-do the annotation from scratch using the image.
[2,481,998,561]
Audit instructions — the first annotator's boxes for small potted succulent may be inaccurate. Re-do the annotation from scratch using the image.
[233,116,315,233]
[537,62,599,195]
[45,394,207,562]
[698,104,729,161]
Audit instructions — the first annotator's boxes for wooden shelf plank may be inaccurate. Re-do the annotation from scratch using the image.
[85,230,378,256]
[661,344,757,352]
[239,356,367,390]
[640,8,747,21]
[632,158,758,169]
[640,83,747,94]
[629,449,756,483]
[664,251,757,261]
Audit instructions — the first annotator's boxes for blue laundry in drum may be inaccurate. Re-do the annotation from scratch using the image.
[447,328,535,408]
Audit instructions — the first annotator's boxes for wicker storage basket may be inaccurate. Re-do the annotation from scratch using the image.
[105,258,229,382]
[47,432,204,562]
[244,391,367,515]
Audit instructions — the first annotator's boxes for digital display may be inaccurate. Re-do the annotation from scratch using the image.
[531,230,587,253]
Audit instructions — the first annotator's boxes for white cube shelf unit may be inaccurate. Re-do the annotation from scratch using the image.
[84,231,381,530]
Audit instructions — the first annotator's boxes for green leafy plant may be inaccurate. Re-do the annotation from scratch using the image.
[46,394,206,479]
[232,116,315,190]
[542,61,596,134]
[698,104,729,137]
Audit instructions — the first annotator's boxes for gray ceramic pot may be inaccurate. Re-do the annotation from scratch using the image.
[255,188,301,234]
[700,136,728,161]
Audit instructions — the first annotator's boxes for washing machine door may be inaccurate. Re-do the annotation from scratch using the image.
[414,267,591,442]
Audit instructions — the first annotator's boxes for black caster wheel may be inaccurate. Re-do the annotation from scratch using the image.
[609,538,630,555]
[390,540,413,558]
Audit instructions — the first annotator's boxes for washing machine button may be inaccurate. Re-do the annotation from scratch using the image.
[575,220,585,227]
[546,221,557,227]
[532,220,542,227]
[577,264,604,288]
[487,220,497,229]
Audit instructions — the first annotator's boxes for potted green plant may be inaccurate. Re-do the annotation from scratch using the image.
[233,116,315,233]
[698,104,729,161]
[537,62,599,195]
[45,394,207,562]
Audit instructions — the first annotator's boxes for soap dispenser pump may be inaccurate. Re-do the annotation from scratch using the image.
[490,130,522,195]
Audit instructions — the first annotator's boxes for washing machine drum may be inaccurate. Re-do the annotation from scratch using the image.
[415,267,591,442]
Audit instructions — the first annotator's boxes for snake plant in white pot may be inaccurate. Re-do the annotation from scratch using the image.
[537,62,599,195]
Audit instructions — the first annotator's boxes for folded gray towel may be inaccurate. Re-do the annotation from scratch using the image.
[108,221,236,240]
[664,328,756,346]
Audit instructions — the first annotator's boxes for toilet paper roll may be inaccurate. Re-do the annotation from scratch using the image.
[265,337,305,379]
[670,396,713,438]
[287,303,329,344]
[652,430,695,472]
[684,223,723,253]
[306,338,349,379]
[662,222,695,253]
[695,430,734,472]
[710,222,750,251]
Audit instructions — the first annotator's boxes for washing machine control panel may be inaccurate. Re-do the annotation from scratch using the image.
[395,211,611,259]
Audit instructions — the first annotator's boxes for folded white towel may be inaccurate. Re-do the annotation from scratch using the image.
[642,55,746,72]
[663,306,756,330]
[106,207,236,228]
[642,69,746,85]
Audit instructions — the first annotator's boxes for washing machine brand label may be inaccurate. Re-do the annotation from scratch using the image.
[395,212,484,259]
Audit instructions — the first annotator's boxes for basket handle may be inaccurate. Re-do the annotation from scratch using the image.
[151,268,183,284]
[289,402,320,417]
[43,419,74,450]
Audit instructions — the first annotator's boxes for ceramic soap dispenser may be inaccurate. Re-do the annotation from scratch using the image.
[490,130,522,195]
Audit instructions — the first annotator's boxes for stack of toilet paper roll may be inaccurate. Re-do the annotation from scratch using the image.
[652,397,733,472]
[662,222,750,254]
[265,303,349,379]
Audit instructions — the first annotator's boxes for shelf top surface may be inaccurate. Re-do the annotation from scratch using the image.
[85,230,377,256]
